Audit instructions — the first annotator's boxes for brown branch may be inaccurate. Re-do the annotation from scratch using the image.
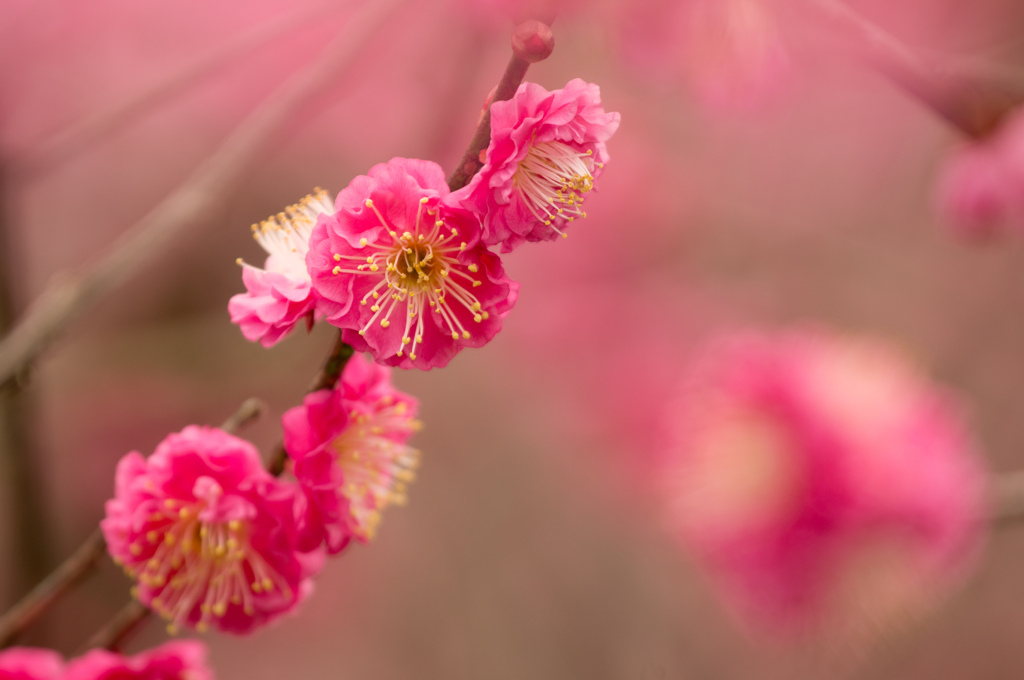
[80,601,148,655]
[13,1,348,181]
[446,54,531,192]
[0,399,264,649]
[0,0,405,390]
[991,470,1024,525]
[0,529,105,649]
[268,332,354,476]
[0,159,55,597]
[803,0,1023,139]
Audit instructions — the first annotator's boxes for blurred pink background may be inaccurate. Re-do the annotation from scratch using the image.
[4,0,1024,678]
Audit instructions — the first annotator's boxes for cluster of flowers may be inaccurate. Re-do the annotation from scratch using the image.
[661,329,987,639]
[101,355,420,635]
[0,641,210,680]
[98,78,619,640]
[228,78,620,368]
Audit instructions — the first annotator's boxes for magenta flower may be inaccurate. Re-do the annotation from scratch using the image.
[461,79,620,252]
[283,354,421,553]
[663,330,987,639]
[101,426,322,635]
[0,649,63,680]
[307,158,518,369]
[63,641,212,680]
[228,190,333,347]
[937,110,1024,240]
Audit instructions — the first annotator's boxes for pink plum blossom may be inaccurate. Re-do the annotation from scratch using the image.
[228,189,333,347]
[101,426,322,635]
[0,649,63,680]
[460,79,620,252]
[663,329,987,639]
[937,109,1024,240]
[307,158,518,370]
[283,354,421,553]
[63,641,213,680]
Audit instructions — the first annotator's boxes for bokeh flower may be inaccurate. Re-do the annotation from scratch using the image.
[0,648,63,680]
[936,109,1024,240]
[228,189,333,347]
[663,329,987,640]
[64,641,213,680]
[283,354,421,553]
[307,157,518,369]
[461,79,620,252]
[101,426,322,635]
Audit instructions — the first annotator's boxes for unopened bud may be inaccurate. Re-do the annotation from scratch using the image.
[511,20,554,63]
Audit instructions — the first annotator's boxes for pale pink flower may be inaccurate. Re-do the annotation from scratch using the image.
[0,649,63,680]
[460,79,620,252]
[937,109,1024,239]
[228,189,333,347]
[307,158,518,370]
[101,426,322,635]
[283,354,421,553]
[664,329,987,639]
[64,641,212,680]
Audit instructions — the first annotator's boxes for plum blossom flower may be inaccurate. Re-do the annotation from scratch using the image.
[663,329,987,640]
[307,158,518,370]
[228,189,333,347]
[0,648,63,680]
[283,354,421,553]
[461,79,620,252]
[101,426,322,635]
[937,109,1024,240]
[63,641,213,680]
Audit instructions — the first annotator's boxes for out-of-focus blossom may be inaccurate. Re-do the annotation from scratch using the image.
[615,0,790,111]
[64,641,213,680]
[663,329,987,639]
[461,79,620,252]
[102,426,322,635]
[228,190,333,347]
[453,0,581,28]
[283,354,421,554]
[0,649,63,680]
[307,158,518,370]
[937,109,1024,240]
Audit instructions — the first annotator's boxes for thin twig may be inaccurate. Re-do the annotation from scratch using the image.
[13,1,349,181]
[268,332,354,476]
[446,53,532,191]
[80,601,149,655]
[0,530,105,649]
[0,159,55,595]
[0,0,404,390]
[0,399,264,649]
[802,0,1023,139]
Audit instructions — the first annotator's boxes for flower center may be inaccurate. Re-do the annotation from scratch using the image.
[330,396,422,541]
[513,140,599,233]
[330,197,490,360]
[128,498,289,633]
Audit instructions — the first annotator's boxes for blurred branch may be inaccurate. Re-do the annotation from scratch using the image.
[13,1,349,181]
[803,0,1023,139]
[0,0,405,390]
[0,399,264,649]
[0,161,55,600]
[992,471,1024,524]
